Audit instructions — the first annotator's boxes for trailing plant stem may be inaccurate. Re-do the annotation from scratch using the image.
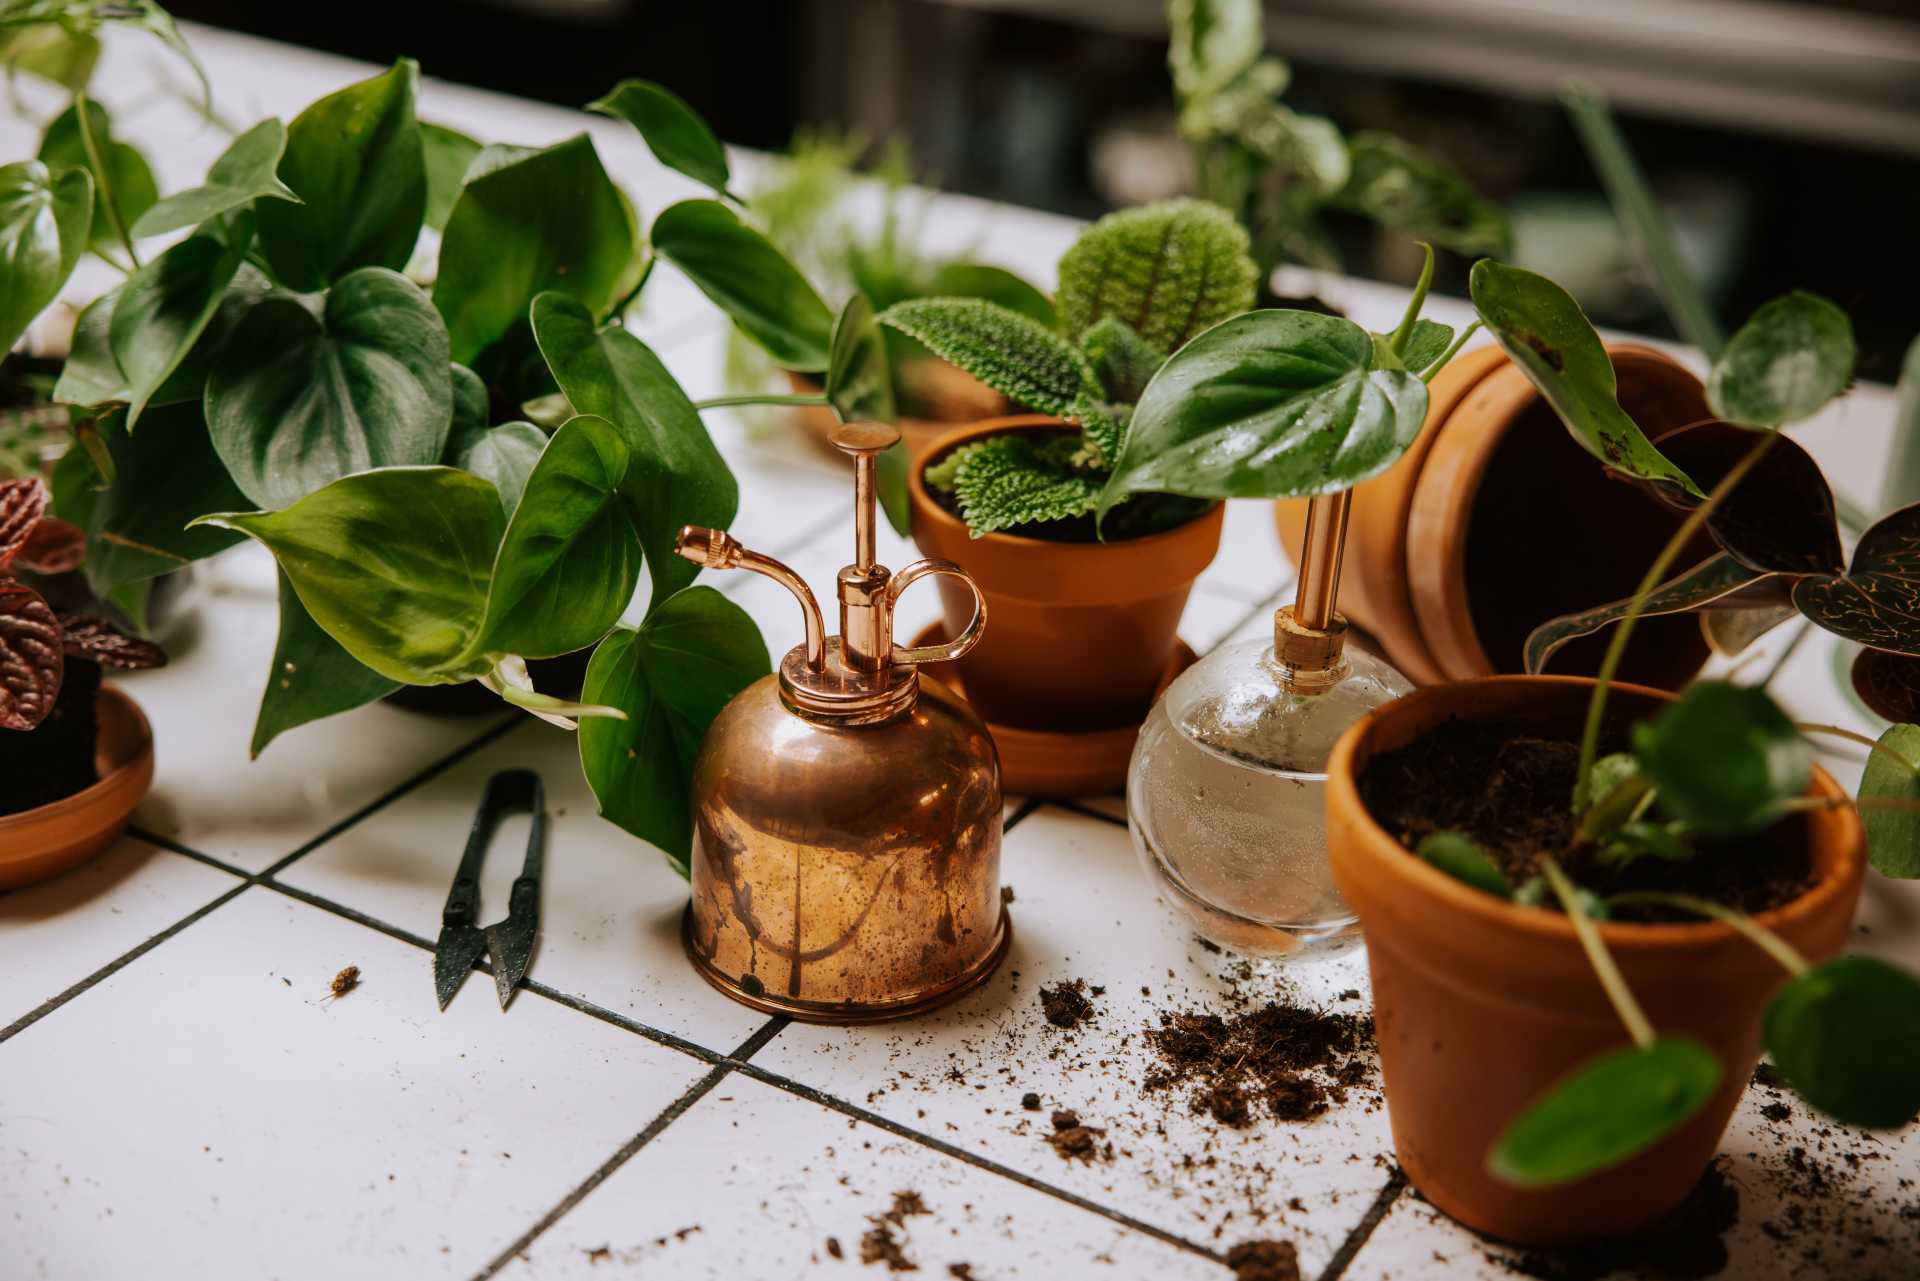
[1796,722,1920,775]
[1424,321,1482,381]
[1608,891,1810,976]
[1387,242,1435,359]
[1542,857,1655,1050]
[73,90,139,270]
[692,393,829,410]
[1576,431,1779,801]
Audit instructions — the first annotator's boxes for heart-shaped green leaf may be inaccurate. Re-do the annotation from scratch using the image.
[52,287,128,407]
[1,23,101,93]
[433,134,638,365]
[477,414,639,660]
[589,79,735,200]
[111,215,256,428]
[79,404,249,595]
[250,570,398,758]
[578,586,769,872]
[1631,680,1811,838]
[1469,260,1702,499]
[37,100,155,254]
[1099,309,1428,516]
[130,118,301,239]
[419,121,481,233]
[256,59,426,290]
[1415,831,1511,897]
[530,291,737,608]
[1708,292,1855,429]
[0,159,92,355]
[1794,504,1920,656]
[1852,649,1920,726]
[451,422,545,517]
[1488,1038,1721,1187]
[196,467,506,685]
[650,198,833,372]
[1858,722,1920,878]
[1765,956,1920,1129]
[1525,553,1782,675]
[826,292,895,425]
[1648,422,1843,576]
[206,267,453,509]
[880,297,1098,419]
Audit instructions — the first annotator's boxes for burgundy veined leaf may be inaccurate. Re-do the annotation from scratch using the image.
[0,476,50,570]
[14,516,87,575]
[1525,552,1784,675]
[1794,503,1920,656]
[1646,422,1844,577]
[57,613,166,671]
[1852,647,1920,724]
[0,579,64,730]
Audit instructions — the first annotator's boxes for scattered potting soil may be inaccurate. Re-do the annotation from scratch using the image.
[1038,979,1099,1029]
[1482,1160,1740,1281]
[1357,717,1814,918]
[859,1190,931,1272]
[1225,1238,1302,1281]
[1045,1108,1112,1164]
[1142,998,1375,1128]
[0,659,99,816]
[328,966,361,999]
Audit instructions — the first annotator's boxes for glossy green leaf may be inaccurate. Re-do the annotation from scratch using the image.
[1391,318,1455,375]
[1415,831,1510,898]
[1708,292,1855,429]
[1525,553,1780,675]
[924,261,1055,328]
[79,403,249,594]
[195,467,506,685]
[434,134,638,365]
[477,414,639,660]
[419,121,481,233]
[1099,309,1427,516]
[650,198,832,371]
[0,159,91,355]
[51,287,125,406]
[530,291,737,608]
[130,118,300,239]
[876,438,910,538]
[825,292,895,425]
[448,362,488,436]
[206,267,453,509]
[250,570,398,758]
[37,100,155,253]
[1859,723,1920,878]
[452,422,545,518]
[1469,260,1702,499]
[256,59,426,290]
[578,586,770,873]
[1765,956,1920,1129]
[1631,680,1812,837]
[1793,504,1920,656]
[111,216,255,428]
[1488,1039,1721,1188]
[589,79,734,199]
[879,297,1098,419]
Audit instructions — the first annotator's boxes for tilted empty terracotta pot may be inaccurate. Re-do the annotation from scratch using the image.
[1326,676,1865,1244]
[1278,345,1715,688]
[909,416,1222,735]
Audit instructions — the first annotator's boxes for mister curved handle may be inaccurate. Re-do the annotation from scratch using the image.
[887,558,988,666]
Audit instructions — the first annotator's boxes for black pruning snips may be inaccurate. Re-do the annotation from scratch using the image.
[434,769,545,1011]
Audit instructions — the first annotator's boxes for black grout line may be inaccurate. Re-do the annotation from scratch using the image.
[127,826,250,879]
[1002,796,1044,833]
[469,1014,789,1281]
[1315,1166,1409,1281]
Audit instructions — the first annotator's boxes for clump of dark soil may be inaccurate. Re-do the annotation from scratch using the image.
[1358,718,1814,918]
[1045,1108,1112,1163]
[860,1191,931,1271]
[1225,1238,1302,1281]
[1142,999,1375,1127]
[1486,1160,1739,1281]
[1039,979,1100,1029]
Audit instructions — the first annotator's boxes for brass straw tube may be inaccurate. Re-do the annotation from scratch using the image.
[852,453,877,572]
[1293,492,1352,631]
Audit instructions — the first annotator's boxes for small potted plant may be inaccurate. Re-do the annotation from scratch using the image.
[1324,263,1920,1243]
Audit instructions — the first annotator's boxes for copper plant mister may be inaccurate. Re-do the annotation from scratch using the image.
[673,422,1008,1022]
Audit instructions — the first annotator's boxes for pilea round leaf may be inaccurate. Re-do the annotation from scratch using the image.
[250,571,398,759]
[825,292,896,426]
[1487,1038,1721,1188]
[879,297,1097,420]
[207,267,453,509]
[0,579,63,731]
[37,100,155,253]
[1857,721,1920,879]
[1631,680,1811,837]
[0,476,50,568]
[1100,309,1427,516]
[1414,831,1510,898]
[1650,422,1843,576]
[57,614,164,670]
[1852,649,1920,727]
[1468,259,1701,499]
[1794,504,1920,656]
[578,587,770,873]
[1708,291,1856,429]
[1764,956,1920,1129]
[651,198,833,372]
[589,79,734,199]
[0,159,93,357]
[1524,553,1782,676]
[130,118,301,239]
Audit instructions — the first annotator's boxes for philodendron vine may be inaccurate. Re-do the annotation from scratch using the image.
[2,24,892,867]
[1402,258,1920,1189]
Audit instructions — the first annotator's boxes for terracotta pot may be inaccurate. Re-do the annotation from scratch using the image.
[789,359,1008,466]
[1278,345,1716,688]
[0,686,155,890]
[1326,676,1865,1245]
[910,416,1223,734]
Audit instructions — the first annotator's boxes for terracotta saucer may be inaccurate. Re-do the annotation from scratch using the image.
[0,687,155,890]
[909,623,1197,798]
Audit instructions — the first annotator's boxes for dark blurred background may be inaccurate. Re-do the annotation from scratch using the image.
[166,0,1920,380]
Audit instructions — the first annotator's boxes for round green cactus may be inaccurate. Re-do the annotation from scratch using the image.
[1055,198,1258,354]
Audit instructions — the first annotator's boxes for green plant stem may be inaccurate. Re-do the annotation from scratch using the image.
[1423,320,1481,381]
[1608,891,1810,976]
[1628,786,1659,824]
[1797,722,1920,774]
[1542,857,1656,1050]
[73,89,139,270]
[1576,431,1779,801]
[1387,241,1435,359]
[693,393,829,410]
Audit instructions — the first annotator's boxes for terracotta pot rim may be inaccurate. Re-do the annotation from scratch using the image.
[1327,674,1865,952]
[910,414,1222,550]
[0,685,153,831]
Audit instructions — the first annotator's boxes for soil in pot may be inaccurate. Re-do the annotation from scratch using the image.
[0,660,100,815]
[923,427,1211,544]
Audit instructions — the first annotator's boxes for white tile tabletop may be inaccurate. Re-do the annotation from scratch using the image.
[4,20,1917,1281]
